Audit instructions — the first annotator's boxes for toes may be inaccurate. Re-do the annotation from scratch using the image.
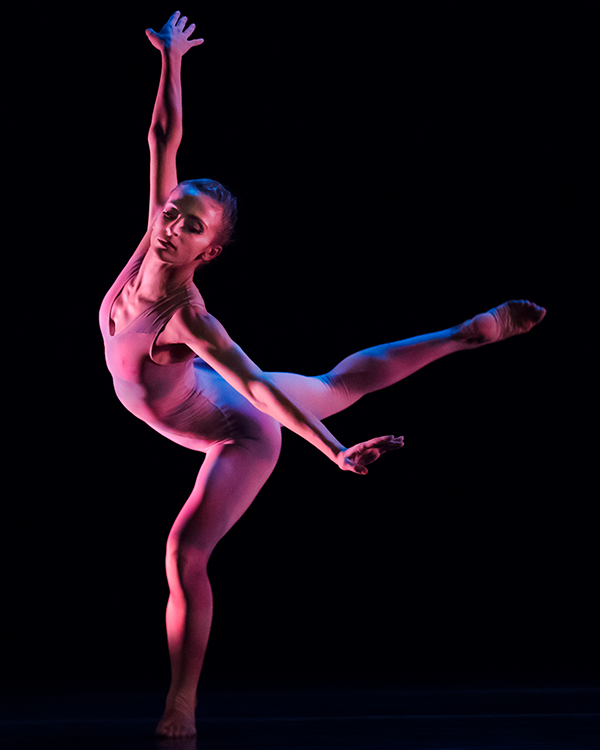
[512,299,547,329]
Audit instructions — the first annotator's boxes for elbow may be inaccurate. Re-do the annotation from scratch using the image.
[247,379,272,412]
[148,123,182,149]
[148,123,165,145]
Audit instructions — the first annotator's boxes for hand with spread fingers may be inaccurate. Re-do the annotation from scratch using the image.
[146,10,204,57]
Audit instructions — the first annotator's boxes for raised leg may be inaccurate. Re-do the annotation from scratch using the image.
[267,300,546,420]
[156,417,281,738]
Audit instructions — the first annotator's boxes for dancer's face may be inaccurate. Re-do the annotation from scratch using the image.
[151,186,223,266]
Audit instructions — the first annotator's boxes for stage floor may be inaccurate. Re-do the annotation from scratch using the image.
[1,685,598,749]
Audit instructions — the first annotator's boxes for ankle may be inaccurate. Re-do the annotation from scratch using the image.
[444,323,470,350]
[166,689,197,712]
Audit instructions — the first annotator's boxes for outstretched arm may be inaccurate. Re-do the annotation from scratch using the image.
[168,307,404,475]
[146,11,204,227]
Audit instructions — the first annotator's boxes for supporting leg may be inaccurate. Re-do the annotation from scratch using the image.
[156,418,281,738]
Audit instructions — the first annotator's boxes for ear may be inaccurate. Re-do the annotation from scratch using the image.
[196,245,223,263]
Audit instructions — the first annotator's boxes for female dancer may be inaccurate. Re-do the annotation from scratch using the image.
[99,12,545,738]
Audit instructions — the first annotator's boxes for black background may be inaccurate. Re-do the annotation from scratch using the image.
[8,2,595,698]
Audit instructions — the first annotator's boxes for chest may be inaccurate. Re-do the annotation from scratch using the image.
[109,284,141,336]
[108,286,194,365]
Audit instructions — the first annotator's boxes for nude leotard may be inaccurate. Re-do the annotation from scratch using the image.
[99,248,274,453]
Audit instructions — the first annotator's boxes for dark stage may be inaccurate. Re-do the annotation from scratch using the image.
[2,686,599,749]
[7,3,596,750]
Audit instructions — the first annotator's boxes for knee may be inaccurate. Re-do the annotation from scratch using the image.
[166,536,210,591]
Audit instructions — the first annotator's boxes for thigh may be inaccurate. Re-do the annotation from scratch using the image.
[265,371,360,420]
[168,418,282,559]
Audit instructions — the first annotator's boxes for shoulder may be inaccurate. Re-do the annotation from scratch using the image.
[99,236,149,329]
[101,231,151,305]
[169,304,233,351]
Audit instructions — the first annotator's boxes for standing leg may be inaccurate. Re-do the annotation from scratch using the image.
[156,417,282,738]
[267,300,546,419]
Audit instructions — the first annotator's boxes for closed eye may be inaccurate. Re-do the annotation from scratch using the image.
[162,206,205,233]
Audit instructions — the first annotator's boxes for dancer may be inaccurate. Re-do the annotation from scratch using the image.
[99,12,545,738]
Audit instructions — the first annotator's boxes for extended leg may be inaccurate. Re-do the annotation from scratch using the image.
[156,418,281,738]
[267,300,546,419]
[267,328,461,420]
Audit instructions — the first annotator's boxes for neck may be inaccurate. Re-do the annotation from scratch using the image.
[134,249,197,301]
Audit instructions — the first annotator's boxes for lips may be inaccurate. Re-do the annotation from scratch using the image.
[157,237,176,250]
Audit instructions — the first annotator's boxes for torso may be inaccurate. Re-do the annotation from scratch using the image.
[109,277,186,348]
[100,249,267,453]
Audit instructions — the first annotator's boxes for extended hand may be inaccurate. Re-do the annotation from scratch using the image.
[337,435,404,475]
[146,11,204,56]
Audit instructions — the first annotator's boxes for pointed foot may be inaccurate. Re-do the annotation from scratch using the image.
[456,299,546,346]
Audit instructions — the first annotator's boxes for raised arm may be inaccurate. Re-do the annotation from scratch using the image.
[167,307,404,475]
[146,12,204,228]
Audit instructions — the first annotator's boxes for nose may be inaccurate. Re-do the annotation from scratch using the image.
[165,217,184,236]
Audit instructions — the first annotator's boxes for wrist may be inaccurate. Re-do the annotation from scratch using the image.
[161,47,183,65]
[330,444,346,465]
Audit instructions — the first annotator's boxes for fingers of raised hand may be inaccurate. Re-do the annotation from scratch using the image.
[183,22,204,44]
[151,12,204,50]
[158,11,181,34]
[173,13,204,43]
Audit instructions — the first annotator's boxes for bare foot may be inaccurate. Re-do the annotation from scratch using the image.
[155,694,197,738]
[455,299,546,347]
